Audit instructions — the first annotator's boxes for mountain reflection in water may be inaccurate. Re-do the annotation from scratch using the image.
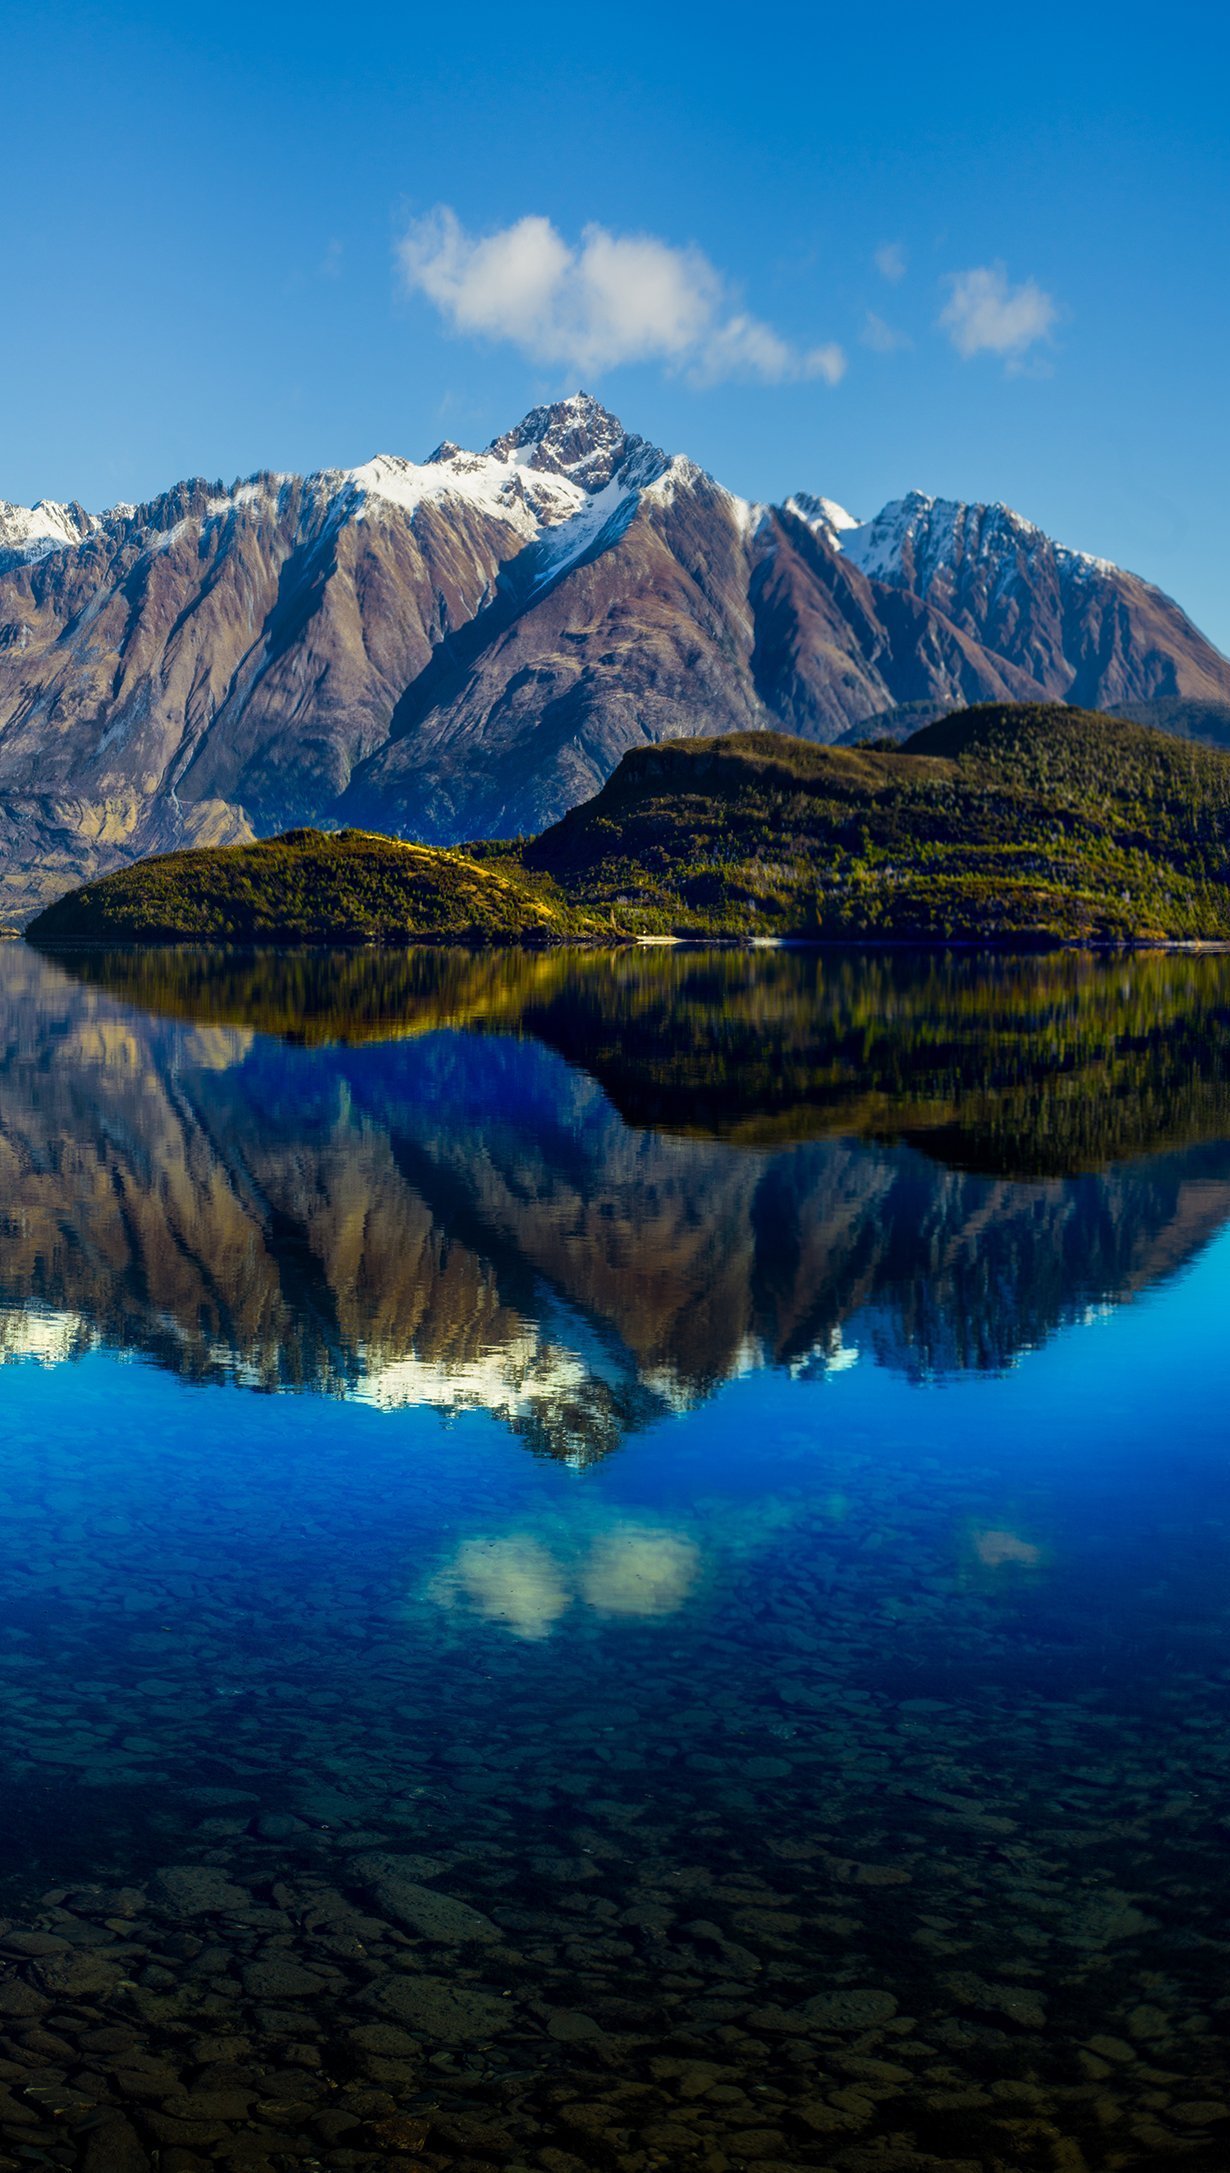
[7,943,1230,1451]
[4,941,1230,1459]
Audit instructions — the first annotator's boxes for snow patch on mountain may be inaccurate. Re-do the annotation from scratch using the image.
[1055,539,1120,580]
[0,499,98,564]
[528,475,640,594]
[784,492,861,539]
[342,448,589,544]
[835,489,1122,590]
[341,405,682,576]
[203,481,278,522]
[642,453,706,508]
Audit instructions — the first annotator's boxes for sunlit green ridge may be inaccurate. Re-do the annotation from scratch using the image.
[27,704,1230,948]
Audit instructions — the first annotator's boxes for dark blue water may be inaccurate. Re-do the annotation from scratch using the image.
[0,942,1226,2171]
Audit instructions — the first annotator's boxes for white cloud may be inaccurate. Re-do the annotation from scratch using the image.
[874,241,907,283]
[801,341,847,387]
[861,310,912,354]
[939,262,1058,363]
[398,206,844,387]
[693,313,845,386]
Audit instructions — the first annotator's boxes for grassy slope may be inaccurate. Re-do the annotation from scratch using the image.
[28,828,592,946]
[27,703,1230,947]
[525,704,1230,941]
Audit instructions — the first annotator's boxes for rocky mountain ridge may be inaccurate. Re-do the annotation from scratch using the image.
[0,392,1227,918]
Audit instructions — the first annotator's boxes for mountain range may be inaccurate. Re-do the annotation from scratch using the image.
[2,391,1228,920]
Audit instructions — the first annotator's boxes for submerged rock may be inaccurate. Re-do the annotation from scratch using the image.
[369,1974,513,2041]
[350,1854,502,1944]
[151,1867,249,1915]
[798,1988,898,2030]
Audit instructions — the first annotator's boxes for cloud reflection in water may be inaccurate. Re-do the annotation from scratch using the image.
[429,1520,701,1640]
[969,1525,1044,1571]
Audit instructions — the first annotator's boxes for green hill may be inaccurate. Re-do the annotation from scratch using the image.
[838,695,1230,753]
[28,828,589,946]
[26,704,1230,947]
[524,703,1230,942]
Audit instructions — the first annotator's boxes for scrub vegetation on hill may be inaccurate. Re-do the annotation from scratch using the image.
[28,828,593,946]
[27,704,1230,947]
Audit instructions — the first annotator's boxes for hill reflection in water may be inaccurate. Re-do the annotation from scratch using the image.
[6,941,1230,1459]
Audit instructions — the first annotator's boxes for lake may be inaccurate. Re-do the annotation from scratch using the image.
[0,941,1226,2172]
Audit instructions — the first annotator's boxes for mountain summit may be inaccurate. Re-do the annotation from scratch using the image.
[483,390,665,492]
[0,396,1227,918]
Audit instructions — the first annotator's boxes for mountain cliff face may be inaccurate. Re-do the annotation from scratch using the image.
[819,490,1230,713]
[0,393,1226,917]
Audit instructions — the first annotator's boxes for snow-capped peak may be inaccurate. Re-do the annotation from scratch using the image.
[484,391,667,494]
[335,400,676,558]
[784,491,861,539]
[0,416,1132,606]
[0,402,678,584]
[0,497,98,565]
[340,445,592,545]
[830,489,1123,589]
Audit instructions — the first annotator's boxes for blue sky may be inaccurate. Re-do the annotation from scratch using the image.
[6,0,1228,645]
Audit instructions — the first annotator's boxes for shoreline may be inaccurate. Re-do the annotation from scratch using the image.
[24,932,1230,957]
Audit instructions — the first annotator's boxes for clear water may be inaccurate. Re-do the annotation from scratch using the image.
[0,942,1227,2171]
